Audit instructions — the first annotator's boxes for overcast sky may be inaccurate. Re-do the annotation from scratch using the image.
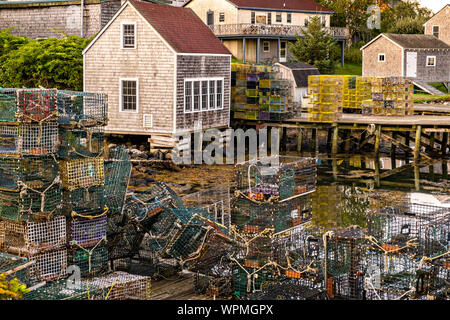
[416,0,449,13]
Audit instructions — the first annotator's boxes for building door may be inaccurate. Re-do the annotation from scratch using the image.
[207,11,214,26]
[406,51,417,78]
[280,41,287,62]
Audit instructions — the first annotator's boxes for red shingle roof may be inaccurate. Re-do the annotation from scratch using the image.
[129,0,231,54]
[192,0,333,13]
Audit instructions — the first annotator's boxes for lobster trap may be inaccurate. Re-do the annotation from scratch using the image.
[323,226,368,300]
[104,146,132,215]
[57,90,108,126]
[235,156,316,201]
[59,157,105,191]
[247,279,327,300]
[27,248,68,284]
[86,271,151,300]
[58,127,105,159]
[0,122,59,156]
[69,244,109,277]
[107,221,145,261]
[0,216,66,255]
[0,88,58,123]
[0,252,31,284]
[232,263,277,298]
[68,215,107,248]
[0,184,62,221]
[62,185,106,216]
[0,156,58,191]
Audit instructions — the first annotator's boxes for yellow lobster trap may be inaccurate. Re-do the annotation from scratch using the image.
[59,157,105,191]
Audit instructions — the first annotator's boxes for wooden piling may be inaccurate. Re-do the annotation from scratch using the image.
[344,129,351,153]
[374,125,381,156]
[297,127,303,153]
[391,132,397,169]
[414,125,422,163]
[331,124,339,155]
[414,164,420,191]
[442,132,448,158]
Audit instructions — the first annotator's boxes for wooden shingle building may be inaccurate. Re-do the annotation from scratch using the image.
[275,62,319,103]
[361,33,450,94]
[83,0,231,146]
[424,4,450,46]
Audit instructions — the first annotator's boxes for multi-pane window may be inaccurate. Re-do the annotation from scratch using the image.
[219,13,225,22]
[378,54,385,62]
[201,81,208,110]
[184,78,224,113]
[426,56,436,66]
[121,80,137,111]
[251,11,256,24]
[263,41,270,52]
[185,81,192,112]
[433,26,440,38]
[276,13,282,23]
[287,13,292,23]
[216,80,223,109]
[209,80,216,110]
[122,23,136,49]
[193,81,200,111]
[267,13,272,25]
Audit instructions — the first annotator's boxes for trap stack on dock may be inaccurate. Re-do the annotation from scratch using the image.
[230,156,316,298]
[0,88,65,285]
[56,90,109,278]
[231,62,294,121]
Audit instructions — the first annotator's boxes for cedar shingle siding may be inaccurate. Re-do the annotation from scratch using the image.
[176,55,230,132]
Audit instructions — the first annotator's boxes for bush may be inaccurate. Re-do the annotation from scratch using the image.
[0,30,91,91]
[0,273,29,300]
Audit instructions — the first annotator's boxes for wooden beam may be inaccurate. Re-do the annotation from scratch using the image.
[374,125,381,156]
[414,125,422,163]
[297,127,303,153]
[331,125,339,155]
[380,132,431,160]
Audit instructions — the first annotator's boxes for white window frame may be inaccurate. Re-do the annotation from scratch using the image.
[276,12,282,23]
[432,25,440,38]
[263,41,270,52]
[219,12,225,23]
[184,77,224,114]
[378,53,385,62]
[119,78,139,113]
[120,22,137,50]
[287,13,292,24]
[426,55,436,66]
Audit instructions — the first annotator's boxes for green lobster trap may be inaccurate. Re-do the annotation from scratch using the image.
[58,127,105,159]
[0,184,62,221]
[0,156,58,191]
[59,157,105,191]
[0,252,31,285]
[0,88,58,123]
[62,185,106,216]
[69,245,108,277]
[0,122,59,156]
[57,90,108,126]
[232,264,277,298]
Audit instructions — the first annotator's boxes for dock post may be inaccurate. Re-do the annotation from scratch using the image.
[315,129,319,154]
[374,125,381,156]
[414,125,422,163]
[344,129,351,153]
[311,128,317,153]
[429,130,435,154]
[282,127,287,152]
[390,132,397,169]
[414,164,420,191]
[442,132,448,158]
[331,124,339,155]
[374,157,380,188]
[332,159,338,181]
[297,127,303,154]
[405,131,410,163]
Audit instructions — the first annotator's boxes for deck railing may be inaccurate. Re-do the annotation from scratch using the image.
[209,24,348,38]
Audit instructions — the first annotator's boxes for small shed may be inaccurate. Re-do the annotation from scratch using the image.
[83,0,232,148]
[275,62,320,103]
[361,33,450,92]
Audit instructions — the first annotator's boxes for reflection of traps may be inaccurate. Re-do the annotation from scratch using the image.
[0,216,66,254]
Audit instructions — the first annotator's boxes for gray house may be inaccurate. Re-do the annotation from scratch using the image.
[275,62,319,103]
[361,33,450,93]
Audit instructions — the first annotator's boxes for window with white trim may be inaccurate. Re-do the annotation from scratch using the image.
[378,53,385,62]
[287,13,292,23]
[120,79,138,112]
[276,13,282,23]
[219,12,225,22]
[263,41,270,52]
[432,26,440,38]
[184,78,224,113]
[121,23,136,49]
[426,56,436,66]
[251,11,255,24]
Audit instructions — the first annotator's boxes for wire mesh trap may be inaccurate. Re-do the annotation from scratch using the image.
[231,264,277,298]
[0,122,59,156]
[0,251,31,284]
[0,185,62,222]
[68,215,107,248]
[26,248,68,285]
[86,271,151,300]
[246,279,327,300]
[0,88,58,123]
[57,90,108,126]
[0,156,58,191]
[62,185,106,216]
[235,156,317,201]
[58,127,105,159]
[0,216,66,255]
[107,222,145,261]
[59,157,105,191]
[69,244,109,277]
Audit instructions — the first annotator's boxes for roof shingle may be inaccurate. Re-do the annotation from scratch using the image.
[384,33,450,49]
[130,0,231,54]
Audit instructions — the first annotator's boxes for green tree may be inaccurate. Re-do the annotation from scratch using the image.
[0,32,91,91]
[0,28,29,60]
[0,273,29,300]
[289,16,339,74]
[381,0,432,33]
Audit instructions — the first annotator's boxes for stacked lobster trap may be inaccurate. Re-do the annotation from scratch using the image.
[230,156,317,298]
